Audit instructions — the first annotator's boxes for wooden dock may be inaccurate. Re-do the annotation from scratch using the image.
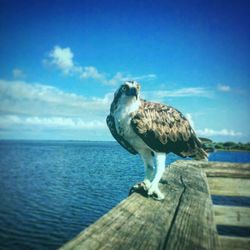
[60,160,250,250]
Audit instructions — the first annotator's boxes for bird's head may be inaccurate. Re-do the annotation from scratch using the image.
[116,80,141,100]
[111,81,141,112]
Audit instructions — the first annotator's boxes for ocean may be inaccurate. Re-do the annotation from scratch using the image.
[0,140,249,250]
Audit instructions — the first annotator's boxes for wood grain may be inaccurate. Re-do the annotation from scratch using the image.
[60,161,219,250]
[208,178,250,197]
[218,236,250,250]
[214,205,250,227]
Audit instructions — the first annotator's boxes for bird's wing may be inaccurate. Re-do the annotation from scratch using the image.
[131,100,205,158]
[106,114,138,155]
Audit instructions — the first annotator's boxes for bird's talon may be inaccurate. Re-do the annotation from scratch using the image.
[134,181,147,190]
[152,192,165,201]
[129,182,148,196]
[147,187,165,201]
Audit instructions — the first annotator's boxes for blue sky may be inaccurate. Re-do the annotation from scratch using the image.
[0,0,249,142]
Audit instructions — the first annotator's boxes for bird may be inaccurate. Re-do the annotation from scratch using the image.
[106,81,208,200]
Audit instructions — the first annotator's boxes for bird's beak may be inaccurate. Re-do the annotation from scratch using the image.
[127,87,138,99]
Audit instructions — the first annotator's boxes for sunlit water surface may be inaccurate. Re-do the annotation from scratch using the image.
[0,141,249,250]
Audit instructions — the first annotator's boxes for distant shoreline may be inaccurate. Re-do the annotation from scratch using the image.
[200,139,250,153]
[215,149,250,153]
[1,139,250,153]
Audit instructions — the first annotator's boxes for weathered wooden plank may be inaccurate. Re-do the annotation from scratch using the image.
[203,162,250,170]
[218,236,250,250]
[60,178,184,250]
[205,168,250,178]
[184,161,250,170]
[214,205,250,227]
[166,160,250,178]
[208,177,250,197]
[60,161,219,250]
[202,162,250,179]
[159,161,219,250]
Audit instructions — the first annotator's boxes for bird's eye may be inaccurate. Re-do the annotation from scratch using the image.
[122,86,127,92]
[137,84,141,90]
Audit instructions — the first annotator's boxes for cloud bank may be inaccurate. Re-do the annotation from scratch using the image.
[143,87,212,101]
[46,45,156,85]
[0,79,112,140]
[0,79,111,116]
[0,115,106,130]
[185,113,243,138]
[0,79,244,140]
[196,128,242,137]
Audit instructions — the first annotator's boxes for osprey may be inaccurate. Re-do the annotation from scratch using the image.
[106,81,207,200]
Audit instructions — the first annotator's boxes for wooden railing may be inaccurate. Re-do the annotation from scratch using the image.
[60,160,250,250]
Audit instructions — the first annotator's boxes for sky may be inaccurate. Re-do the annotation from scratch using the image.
[0,0,249,142]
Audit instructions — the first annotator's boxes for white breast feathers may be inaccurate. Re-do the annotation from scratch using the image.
[113,98,139,134]
[113,99,149,152]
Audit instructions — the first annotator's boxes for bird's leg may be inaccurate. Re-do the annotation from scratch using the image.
[142,150,155,189]
[148,152,166,200]
[131,150,154,191]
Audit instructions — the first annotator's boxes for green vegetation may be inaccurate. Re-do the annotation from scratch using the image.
[199,138,250,152]
[214,141,250,151]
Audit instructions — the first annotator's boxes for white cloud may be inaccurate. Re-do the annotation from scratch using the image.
[133,74,156,81]
[12,68,26,79]
[45,45,156,85]
[47,45,80,74]
[106,72,125,85]
[106,73,156,86]
[0,79,112,116]
[80,67,127,85]
[102,72,156,86]
[217,84,231,92]
[143,87,212,100]
[176,112,243,138]
[0,115,106,130]
[0,79,246,140]
[173,112,243,138]
[79,65,156,86]
[0,79,113,139]
[161,87,211,97]
[196,128,242,137]
[80,66,107,83]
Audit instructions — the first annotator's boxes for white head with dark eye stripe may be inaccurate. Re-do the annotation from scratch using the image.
[119,81,140,99]
[111,81,141,113]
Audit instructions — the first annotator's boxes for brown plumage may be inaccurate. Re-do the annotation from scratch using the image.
[130,100,207,159]
[107,98,207,160]
[106,114,137,155]
[106,81,207,200]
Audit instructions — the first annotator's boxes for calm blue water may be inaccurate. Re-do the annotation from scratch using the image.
[0,141,249,250]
